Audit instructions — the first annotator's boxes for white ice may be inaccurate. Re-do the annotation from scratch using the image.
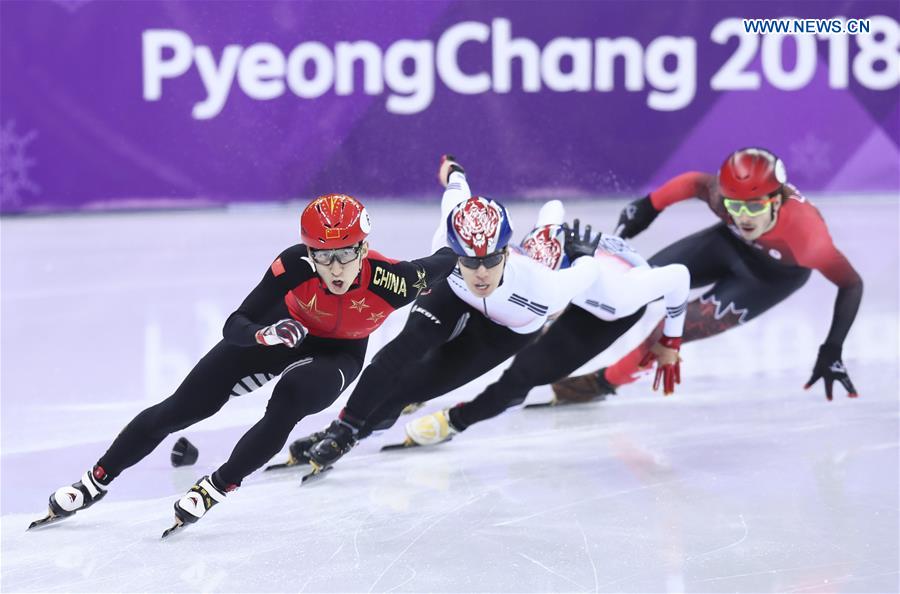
[1,197,898,593]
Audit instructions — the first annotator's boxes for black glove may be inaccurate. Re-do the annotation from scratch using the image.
[804,343,859,401]
[438,154,465,187]
[615,195,660,239]
[563,219,602,261]
[255,319,307,348]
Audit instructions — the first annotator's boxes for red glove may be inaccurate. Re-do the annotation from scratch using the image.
[639,336,682,396]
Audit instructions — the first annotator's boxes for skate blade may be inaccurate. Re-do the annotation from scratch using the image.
[300,464,333,485]
[381,436,419,451]
[523,401,558,409]
[161,516,186,539]
[27,509,66,531]
[525,395,607,409]
[264,455,308,472]
[380,436,453,451]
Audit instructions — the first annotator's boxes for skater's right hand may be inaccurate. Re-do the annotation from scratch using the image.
[639,335,682,396]
[255,318,307,348]
[438,154,465,188]
[614,196,660,239]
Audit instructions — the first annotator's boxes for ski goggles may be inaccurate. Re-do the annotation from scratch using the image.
[309,244,362,266]
[722,190,780,217]
[458,251,506,270]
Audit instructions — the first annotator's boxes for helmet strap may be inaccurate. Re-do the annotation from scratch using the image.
[763,195,781,232]
[353,243,366,283]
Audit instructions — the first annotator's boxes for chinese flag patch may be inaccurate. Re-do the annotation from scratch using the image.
[271,257,286,277]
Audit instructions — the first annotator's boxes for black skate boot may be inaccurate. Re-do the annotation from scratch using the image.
[526,368,617,408]
[162,475,232,538]
[303,419,359,483]
[264,430,327,471]
[29,465,111,530]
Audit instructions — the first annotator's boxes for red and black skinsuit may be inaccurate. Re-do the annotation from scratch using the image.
[96,244,457,486]
[603,172,863,387]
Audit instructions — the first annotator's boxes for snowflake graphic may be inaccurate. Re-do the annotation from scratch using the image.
[788,133,832,181]
[0,120,41,208]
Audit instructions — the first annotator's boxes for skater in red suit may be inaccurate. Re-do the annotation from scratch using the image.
[552,148,862,404]
[34,194,457,535]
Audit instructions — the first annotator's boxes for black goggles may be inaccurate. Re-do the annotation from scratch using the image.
[458,251,505,270]
[309,244,361,265]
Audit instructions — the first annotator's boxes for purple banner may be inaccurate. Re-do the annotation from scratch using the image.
[1,1,898,213]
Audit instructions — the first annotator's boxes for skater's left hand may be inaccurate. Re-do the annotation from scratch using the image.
[639,335,682,396]
[804,343,858,401]
[563,219,602,261]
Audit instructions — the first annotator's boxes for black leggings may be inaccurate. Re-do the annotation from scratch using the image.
[98,336,365,486]
[343,281,538,434]
[651,223,811,324]
[452,305,645,428]
[600,223,812,387]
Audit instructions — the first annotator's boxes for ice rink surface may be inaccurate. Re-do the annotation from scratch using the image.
[2,196,898,593]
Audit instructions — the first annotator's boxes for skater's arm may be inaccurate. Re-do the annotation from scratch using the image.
[403,247,460,295]
[616,172,712,238]
[810,237,863,347]
[815,250,863,347]
[782,208,863,399]
[367,248,459,309]
[595,263,691,337]
[825,282,863,347]
[223,246,315,346]
[649,172,713,210]
[542,256,605,313]
[629,265,690,337]
[431,170,472,251]
[793,216,863,347]
[536,218,607,312]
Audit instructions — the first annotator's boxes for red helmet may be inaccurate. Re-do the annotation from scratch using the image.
[718,148,787,200]
[300,194,371,248]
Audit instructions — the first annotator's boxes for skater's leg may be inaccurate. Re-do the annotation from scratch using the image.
[554,225,810,397]
[363,316,537,433]
[601,260,810,387]
[341,281,467,423]
[450,306,644,429]
[165,346,366,530]
[97,340,290,478]
[41,340,298,523]
[214,349,364,487]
